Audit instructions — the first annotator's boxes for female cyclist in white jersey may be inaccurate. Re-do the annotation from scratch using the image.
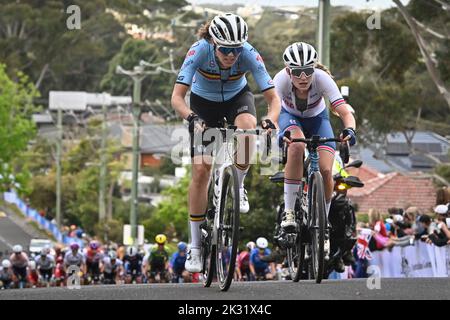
[273,42,357,234]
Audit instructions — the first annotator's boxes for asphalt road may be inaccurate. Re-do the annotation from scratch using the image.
[0,278,449,300]
[0,211,35,258]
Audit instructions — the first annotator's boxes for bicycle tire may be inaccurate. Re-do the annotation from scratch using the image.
[202,181,216,287]
[309,171,326,284]
[216,165,240,291]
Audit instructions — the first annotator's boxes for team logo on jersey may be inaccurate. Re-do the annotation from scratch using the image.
[186,50,196,57]
[181,59,194,71]
[177,75,185,82]
[192,41,200,48]
[209,60,216,68]
[256,55,264,63]
[237,105,249,113]
[267,79,274,86]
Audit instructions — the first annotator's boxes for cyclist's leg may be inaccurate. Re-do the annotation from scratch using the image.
[229,89,257,190]
[189,161,211,249]
[278,110,306,213]
[305,109,336,215]
[189,93,221,249]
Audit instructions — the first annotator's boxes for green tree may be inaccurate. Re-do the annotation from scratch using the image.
[144,173,190,241]
[0,63,39,193]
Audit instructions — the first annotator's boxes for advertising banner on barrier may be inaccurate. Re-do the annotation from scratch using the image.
[368,241,449,278]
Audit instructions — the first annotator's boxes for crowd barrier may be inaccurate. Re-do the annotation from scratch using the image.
[369,241,450,278]
[2,191,83,247]
[330,241,450,279]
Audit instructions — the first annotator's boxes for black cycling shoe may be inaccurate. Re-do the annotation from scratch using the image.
[334,258,346,273]
[342,251,356,266]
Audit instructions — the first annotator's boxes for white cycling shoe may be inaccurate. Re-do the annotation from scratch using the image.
[185,248,202,273]
[239,188,250,213]
[281,209,297,232]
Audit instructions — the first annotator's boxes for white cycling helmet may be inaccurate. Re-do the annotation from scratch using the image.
[256,237,268,249]
[2,260,11,268]
[13,245,23,253]
[283,42,318,68]
[209,13,248,47]
[28,261,36,270]
[127,246,137,257]
[109,251,117,260]
[246,241,256,250]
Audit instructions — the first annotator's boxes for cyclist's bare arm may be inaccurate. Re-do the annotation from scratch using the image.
[262,88,281,126]
[171,84,192,120]
[236,267,242,279]
[335,103,356,131]
[249,263,256,276]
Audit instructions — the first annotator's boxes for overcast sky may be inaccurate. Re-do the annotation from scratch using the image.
[188,0,410,10]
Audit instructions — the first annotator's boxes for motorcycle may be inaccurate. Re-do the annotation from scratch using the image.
[326,157,364,277]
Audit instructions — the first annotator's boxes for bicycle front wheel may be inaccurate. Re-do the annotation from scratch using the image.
[309,171,326,284]
[216,166,240,291]
[202,181,216,287]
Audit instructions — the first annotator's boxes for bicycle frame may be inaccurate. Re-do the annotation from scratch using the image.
[202,126,268,245]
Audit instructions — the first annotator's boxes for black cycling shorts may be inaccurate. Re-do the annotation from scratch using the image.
[39,268,53,280]
[13,266,27,280]
[190,86,256,158]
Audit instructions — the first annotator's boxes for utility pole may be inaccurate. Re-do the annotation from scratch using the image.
[99,102,107,222]
[116,65,160,245]
[317,0,331,68]
[56,107,62,229]
[116,51,178,245]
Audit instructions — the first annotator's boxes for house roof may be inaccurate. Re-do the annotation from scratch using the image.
[108,123,188,155]
[140,124,187,154]
[386,131,449,155]
[352,130,450,174]
[348,172,436,213]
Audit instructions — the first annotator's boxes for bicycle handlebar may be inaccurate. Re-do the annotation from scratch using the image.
[197,126,273,156]
[282,131,350,165]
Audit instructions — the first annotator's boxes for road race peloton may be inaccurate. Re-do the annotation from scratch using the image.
[171,13,281,272]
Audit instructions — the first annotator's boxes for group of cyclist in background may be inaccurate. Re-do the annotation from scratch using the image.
[0,233,281,289]
[0,234,199,289]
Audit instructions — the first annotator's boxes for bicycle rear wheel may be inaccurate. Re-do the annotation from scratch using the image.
[216,166,240,291]
[202,180,216,287]
[309,171,326,284]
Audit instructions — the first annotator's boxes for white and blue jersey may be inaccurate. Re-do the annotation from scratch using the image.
[176,39,274,102]
[273,68,347,153]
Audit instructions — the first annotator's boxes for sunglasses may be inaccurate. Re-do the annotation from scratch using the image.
[290,67,315,78]
[217,45,244,56]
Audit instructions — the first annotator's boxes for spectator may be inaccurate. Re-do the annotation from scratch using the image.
[368,209,394,250]
[436,186,450,206]
[402,207,421,236]
[424,205,450,246]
